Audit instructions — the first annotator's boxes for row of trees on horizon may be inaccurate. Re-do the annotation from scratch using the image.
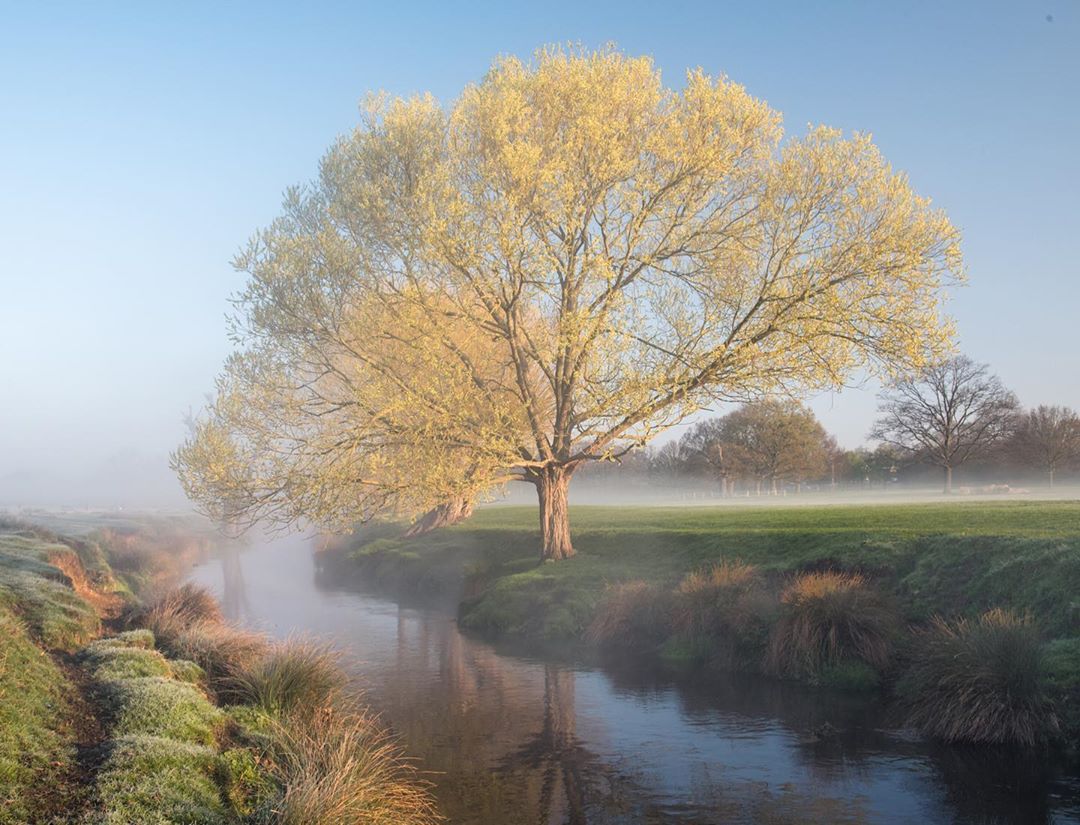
[578,356,1080,495]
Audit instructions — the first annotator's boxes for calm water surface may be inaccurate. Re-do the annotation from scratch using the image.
[186,534,1080,825]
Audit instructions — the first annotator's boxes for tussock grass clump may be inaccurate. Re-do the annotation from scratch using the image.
[264,703,442,825]
[900,609,1058,745]
[767,571,897,681]
[82,734,230,825]
[99,676,225,746]
[137,583,222,646]
[672,560,776,667]
[585,580,672,651]
[163,621,270,686]
[224,639,346,716]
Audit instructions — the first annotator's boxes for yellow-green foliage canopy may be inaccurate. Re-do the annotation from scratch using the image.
[175,45,962,533]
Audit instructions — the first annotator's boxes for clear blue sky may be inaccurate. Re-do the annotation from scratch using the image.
[1,1,1077,506]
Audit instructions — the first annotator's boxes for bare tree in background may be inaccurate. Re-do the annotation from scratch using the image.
[1012,405,1080,488]
[872,356,1019,493]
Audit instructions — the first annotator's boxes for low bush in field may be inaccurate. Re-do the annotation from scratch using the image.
[899,609,1058,746]
[767,571,898,682]
[262,703,442,825]
[82,734,230,825]
[585,580,672,651]
[98,676,225,746]
[671,560,776,668]
[223,639,345,716]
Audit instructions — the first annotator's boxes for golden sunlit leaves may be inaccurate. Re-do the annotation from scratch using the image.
[174,44,962,534]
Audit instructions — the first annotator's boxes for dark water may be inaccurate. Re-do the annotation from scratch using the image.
[186,534,1080,825]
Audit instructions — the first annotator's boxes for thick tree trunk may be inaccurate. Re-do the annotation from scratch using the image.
[1049,468,1055,489]
[403,496,475,537]
[943,465,953,494]
[535,465,574,561]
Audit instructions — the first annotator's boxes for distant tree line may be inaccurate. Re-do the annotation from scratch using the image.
[577,355,1080,495]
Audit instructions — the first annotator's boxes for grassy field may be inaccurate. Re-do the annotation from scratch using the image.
[335,499,1080,641]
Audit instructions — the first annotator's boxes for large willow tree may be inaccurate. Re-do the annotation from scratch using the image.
[175,46,962,560]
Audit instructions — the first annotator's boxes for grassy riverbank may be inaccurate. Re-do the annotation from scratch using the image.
[0,517,440,824]
[330,501,1080,637]
[325,499,1080,745]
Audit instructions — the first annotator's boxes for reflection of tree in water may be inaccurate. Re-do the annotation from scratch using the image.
[219,543,252,623]
[498,665,654,825]
[506,665,587,824]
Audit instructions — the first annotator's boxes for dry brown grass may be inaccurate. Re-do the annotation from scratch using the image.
[670,560,775,667]
[900,609,1058,746]
[766,571,898,680]
[679,560,759,595]
[134,583,223,646]
[585,580,672,651]
[95,526,211,600]
[163,621,269,689]
[264,702,442,825]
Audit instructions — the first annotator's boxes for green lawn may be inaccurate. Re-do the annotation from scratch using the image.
[336,500,1080,642]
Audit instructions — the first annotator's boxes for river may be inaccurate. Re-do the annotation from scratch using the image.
[186,533,1080,824]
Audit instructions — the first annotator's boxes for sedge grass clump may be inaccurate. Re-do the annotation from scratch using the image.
[767,571,897,681]
[136,583,222,647]
[263,702,442,825]
[162,621,269,688]
[671,560,775,668]
[900,609,1058,746]
[585,580,672,651]
[223,639,346,716]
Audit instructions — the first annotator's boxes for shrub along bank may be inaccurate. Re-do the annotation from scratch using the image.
[323,500,1080,747]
